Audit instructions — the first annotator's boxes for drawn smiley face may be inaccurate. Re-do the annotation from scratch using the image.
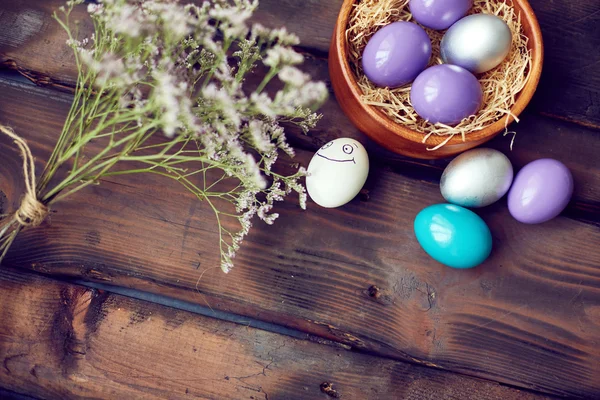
[317,140,359,164]
[306,137,370,208]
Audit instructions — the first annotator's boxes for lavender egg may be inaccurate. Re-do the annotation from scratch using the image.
[508,159,574,224]
[409,0,473,30]
[362,21,431,88]
[410,64,482,125]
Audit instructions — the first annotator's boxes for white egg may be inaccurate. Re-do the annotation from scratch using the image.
[306,138,369,208]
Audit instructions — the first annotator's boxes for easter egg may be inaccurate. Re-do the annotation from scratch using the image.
[410,64,482,125]
[306,138,369,208]
[362,21,432,88]
[441,14,512,74]
[414,204,492,269]
[441,148,513,208]
[508,159,574,224]
[409,0,473,30]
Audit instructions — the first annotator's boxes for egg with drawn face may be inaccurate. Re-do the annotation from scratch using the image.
[306,138,369,208]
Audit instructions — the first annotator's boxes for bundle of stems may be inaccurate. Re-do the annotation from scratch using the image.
[0,0,327,272]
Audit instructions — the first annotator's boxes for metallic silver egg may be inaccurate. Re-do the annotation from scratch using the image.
[440,148,513,208]
[441,14,512,74]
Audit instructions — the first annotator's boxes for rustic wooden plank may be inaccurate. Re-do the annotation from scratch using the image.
[0,73,599,397]
[294,56,600,224]
[0,0,599,127]
[0,0,88,90]
[530,1,600,128]
[0,0,599,205]
[0,267,547,400]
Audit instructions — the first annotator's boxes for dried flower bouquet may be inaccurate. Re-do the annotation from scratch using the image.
[0,0,327,272]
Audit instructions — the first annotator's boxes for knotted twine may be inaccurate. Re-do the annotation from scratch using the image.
[0,124,49,227]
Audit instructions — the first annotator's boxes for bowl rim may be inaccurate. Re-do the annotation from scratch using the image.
[333,0,544,147]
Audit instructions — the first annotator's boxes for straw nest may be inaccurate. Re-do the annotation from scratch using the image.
[346,0,532,149]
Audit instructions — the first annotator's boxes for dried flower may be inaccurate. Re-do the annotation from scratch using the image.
[10,0,328,273]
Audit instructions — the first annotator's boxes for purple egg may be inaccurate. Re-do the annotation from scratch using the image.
[410,64,482,125]
[508,159,574,224]
[362,22,431,88]
[409,0,473,30]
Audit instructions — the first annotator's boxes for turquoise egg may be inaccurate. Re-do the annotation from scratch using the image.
[414,204,492,269]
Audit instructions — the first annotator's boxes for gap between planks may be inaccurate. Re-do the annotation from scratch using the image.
[0,266,557,400]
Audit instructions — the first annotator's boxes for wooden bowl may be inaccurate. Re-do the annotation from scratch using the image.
[329,0,544,159]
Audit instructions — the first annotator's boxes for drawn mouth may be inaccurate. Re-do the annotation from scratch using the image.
[317,153,355,164]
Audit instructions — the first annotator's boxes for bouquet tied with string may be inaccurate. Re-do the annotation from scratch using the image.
[0,0,327,272]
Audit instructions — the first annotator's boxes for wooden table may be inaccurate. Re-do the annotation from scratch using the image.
[0,0,598,399]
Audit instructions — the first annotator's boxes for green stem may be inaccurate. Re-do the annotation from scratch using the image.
[43,122,158,202]
[255,67,279,93]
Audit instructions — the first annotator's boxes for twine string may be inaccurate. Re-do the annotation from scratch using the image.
[0,125,48,227]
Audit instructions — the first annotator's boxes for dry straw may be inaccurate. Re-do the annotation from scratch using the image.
[346,0,532,149]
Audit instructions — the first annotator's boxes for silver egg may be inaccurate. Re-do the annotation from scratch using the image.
[440,148,513,208]
[441,14,512,74]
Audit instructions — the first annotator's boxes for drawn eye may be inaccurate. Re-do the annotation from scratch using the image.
[321,142,333,150]
[342,144,354,154]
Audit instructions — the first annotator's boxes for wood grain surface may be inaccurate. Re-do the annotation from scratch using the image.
[0,72,599,398]
[0,0,599,398]
[0,0,598,217]
[0,0,598,127]
[0,267,548,400]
